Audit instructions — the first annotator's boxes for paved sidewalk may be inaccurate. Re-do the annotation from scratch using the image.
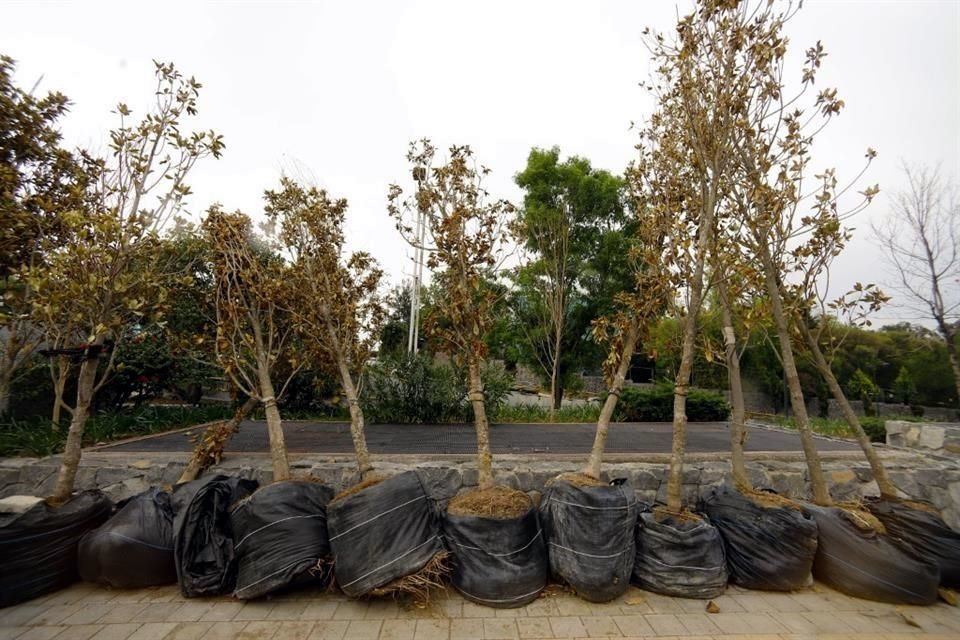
[1,581,958,640]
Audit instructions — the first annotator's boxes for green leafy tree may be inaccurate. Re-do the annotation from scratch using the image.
[847,368,881,417]
[30,61,223,502]
[0,56,88,417]
[893,366,916,405]
[512,147,628,413]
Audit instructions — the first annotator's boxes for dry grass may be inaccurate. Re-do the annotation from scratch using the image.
[447,486,531,518]
[837,500,887,534]
[901,499,941,515]
[653,505,703,524]
[367,551,450,604]
[556,472,606,487]
[744,489,805,511]
[331,474,386,504]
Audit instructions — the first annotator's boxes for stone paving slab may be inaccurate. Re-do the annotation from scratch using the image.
[1,581,958,640]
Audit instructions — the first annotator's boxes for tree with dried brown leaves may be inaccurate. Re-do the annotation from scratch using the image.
[388,140,514,492]
[268,177,385,482]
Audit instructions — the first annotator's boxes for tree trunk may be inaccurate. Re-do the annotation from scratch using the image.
[551,376,564,414]
[467,358,494,491]
[550,329,563,417]
[583,321,640,479]
[0,370,10,418]
[801,322,898,499]
[51,355,98,502]
[717,285,750,492]
[178,396,257,483]
[51,357,69,431]
[256,365,290,482]
[336,356,374,481]
[665,192,716,512]
[759,243,831,506]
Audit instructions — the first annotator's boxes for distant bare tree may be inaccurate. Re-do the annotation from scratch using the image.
[873,165,960,405]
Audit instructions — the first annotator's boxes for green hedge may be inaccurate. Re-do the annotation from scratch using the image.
[614,384,730,422]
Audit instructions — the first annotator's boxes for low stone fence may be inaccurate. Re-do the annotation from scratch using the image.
[886,420,960,456]
[4,447,959,530]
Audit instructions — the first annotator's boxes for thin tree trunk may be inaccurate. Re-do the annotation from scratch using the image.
[717,285,750,492]
[800,322,898,498]
[665,193,715,513]
[51,357,69,431]
[550,331,563,416]
[551,378,564,414]
[336,356,374,481]
[178,396,257,483]
[51,355,98,502]
[256,364,290,482]
[0,371,10,418]
[467,358,494,491]
[584,321,640,479]
[759,243,831,506]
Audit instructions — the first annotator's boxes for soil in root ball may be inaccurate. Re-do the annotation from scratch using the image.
[447,486,531,518]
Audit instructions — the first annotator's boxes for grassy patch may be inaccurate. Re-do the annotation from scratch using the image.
[492,403,602,423]
[0,404,234,458]
[764,414,924,443]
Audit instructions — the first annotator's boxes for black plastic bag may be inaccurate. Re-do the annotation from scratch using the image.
[231,480,334,599]
[701,487,818,591]
[866,500,960,589]
[539,478,638,602]
[78,488,176,588]
[807,505,939,605]
[327,471,445,597]
[444,502,547,608]
[172,475,258,598]
[632,508,727,599]
[0,490,112,608]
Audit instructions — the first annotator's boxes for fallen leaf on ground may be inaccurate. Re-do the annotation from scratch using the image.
[938,588,958,606]
[706,600,720,613]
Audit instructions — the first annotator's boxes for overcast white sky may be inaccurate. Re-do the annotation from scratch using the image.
[3,0,958,325]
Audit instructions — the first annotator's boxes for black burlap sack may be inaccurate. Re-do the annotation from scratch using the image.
[327,471,445,597]
[632,509,727,599]
[444,502,547,608]
[808,505,939,605]
[231,480,334,599]
[172,475,258,598]
[702,487,818,591]
[0,490,112,608]
[867,500,960,589]
[539,478,637,602]
[78,488,176,588]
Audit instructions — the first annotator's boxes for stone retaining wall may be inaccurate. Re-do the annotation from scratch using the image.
[886,420,960,456]
[4,449,960,530]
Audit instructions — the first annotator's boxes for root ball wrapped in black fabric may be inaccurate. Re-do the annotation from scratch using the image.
[701,487,817,591]
[632,508,727,599]
[444,502,547,608]
[866,500,960,589]
[327,471,445,597]
[78,488,176,588]
[231,480,334,599]
[172,475,258,598]
[807,505,939,605]
[0,490,112,608]
[539,478,637,602]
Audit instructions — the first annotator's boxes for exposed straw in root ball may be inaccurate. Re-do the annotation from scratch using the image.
[331,474,386,504]
[836,500,887,534]
[744,490,804,511]
[653,505,703,524]
[447,486,531,518]
[557,472,606,487]
[367,552,450,604]
[902,499,941,515]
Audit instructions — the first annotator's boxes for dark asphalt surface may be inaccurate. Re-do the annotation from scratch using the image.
[103,420,858,454]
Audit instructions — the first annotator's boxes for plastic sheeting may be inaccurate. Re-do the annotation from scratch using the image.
[702,488,818,591]
[632,509,727,599]
[0,491,112,608]
[808,505,939,605]
[867,500,960,589]
[444,502,547,608]
[172,475,258,598]
[327,471,445,597]
[231,481,334,599]
[539,479,637,602]
[78,488,177,588]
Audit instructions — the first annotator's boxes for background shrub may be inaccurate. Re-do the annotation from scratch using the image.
[615,383,729,422]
